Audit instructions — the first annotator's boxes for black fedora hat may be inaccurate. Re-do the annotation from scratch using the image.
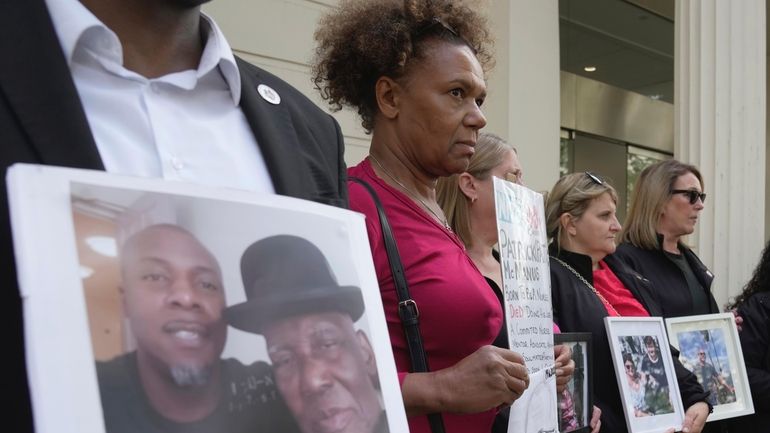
[225,235,364,333]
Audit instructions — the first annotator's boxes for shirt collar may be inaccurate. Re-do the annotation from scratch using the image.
[46,0,114,65]
[198,13,241,104]
[45,0,241,104]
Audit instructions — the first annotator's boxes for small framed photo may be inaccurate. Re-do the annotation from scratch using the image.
[665,313,754,421]
[605,317,685,433]
[554,332,592,433]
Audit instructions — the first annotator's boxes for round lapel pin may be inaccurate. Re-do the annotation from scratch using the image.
[257,84,281,105]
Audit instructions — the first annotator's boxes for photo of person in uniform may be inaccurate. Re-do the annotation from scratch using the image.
[93,224,297,433]
[226,235,389,433]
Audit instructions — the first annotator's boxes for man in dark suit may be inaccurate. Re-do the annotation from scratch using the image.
[0,0,347,431]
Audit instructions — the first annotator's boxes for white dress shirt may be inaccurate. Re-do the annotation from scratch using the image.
[45,0,275,194]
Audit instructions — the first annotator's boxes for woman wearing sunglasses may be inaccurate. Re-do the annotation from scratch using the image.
[546,172,710,433]
[615,159,720,319]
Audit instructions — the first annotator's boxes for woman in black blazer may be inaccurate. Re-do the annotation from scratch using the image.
[614,159,718,318]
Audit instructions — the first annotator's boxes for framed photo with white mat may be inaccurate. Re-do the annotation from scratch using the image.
[605,317,684,433]
[665,313,754,422]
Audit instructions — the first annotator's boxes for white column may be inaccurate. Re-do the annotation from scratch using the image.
[487,0,561,194]
[675,0,766,309]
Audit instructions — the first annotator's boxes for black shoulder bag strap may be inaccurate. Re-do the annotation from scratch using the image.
[350,177,446,433]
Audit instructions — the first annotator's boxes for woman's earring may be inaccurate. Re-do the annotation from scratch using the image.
[471,196,477,203]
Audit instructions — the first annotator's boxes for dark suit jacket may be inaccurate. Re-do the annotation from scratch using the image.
[0,1,347,431]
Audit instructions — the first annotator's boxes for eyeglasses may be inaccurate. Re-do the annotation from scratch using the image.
[671,189,707,205]
[585,171,604,185]
[698,352,706,356]
[624,363,634,371]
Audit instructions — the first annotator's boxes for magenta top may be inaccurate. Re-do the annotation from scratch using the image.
[349,159,503,433]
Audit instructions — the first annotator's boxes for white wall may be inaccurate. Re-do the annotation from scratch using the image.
[204,0,561,191]
[487,0,561,194]
[203,0,370,166]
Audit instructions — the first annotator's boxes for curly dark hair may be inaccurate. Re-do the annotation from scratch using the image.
[727,241,770,310]
[312,0,494,133]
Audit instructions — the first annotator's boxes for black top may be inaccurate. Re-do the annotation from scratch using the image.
[485,276,509,349]
[615,237,719,318]
[549,245,710,433]
[663,250,711,315]
[96,352,299,433]
[728,292,770,431]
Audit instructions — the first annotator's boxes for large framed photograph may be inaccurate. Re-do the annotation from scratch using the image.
[7,164,408,433]
[665,313,754,421]
[554,333,592,433]
[605,317,685,433]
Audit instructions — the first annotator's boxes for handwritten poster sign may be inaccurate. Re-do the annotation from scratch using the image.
[493,177,557,433]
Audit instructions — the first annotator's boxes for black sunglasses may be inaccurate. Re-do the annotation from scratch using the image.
[671,189,707,205]
[585,171,604,185]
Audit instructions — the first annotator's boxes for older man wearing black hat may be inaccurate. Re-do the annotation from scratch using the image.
[226,235,388,433]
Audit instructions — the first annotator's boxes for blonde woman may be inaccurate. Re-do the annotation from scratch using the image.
[437,133,601,433]
[545,172,710,433]
[615,159,719,318]
[437,132,522,341]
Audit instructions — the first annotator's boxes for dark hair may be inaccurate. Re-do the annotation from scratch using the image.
[312,0,493,133]
[727,241,770,310]
[622,353,639,379]
[643,335,655,346]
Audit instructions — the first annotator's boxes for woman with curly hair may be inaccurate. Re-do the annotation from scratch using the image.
[313,1,529,432]
[726,243,770,431]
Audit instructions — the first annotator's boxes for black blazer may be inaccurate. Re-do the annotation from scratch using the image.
[0,1,347,431]
[614,237,719,318]
[728,292,770,431]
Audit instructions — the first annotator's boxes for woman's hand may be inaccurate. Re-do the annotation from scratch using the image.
[677,401,709,433]
[589,405,601,433]
[554,343,575,393]
[731,308,744,332]
[401,345,529,416]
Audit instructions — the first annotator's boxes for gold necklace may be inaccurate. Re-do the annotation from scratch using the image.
[369,154,452,232]
[551,256,621,317]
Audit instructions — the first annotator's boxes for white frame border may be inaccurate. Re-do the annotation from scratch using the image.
[665,312,755,422]
[605,316,685,433]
